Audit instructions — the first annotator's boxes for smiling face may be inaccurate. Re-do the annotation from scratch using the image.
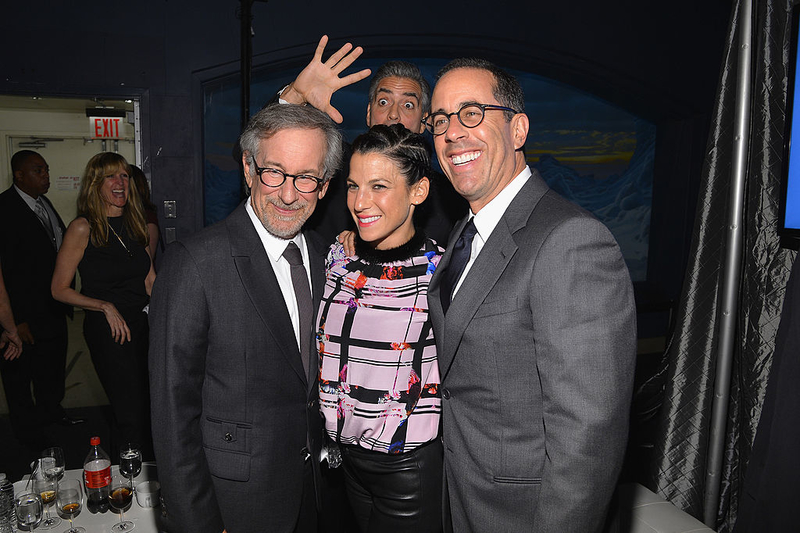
[14,154,50,199]
[431,68,529,213]
[100,165,130,216]
[347,152,429,250]
[243,127,329,239]
[366,76,426,133]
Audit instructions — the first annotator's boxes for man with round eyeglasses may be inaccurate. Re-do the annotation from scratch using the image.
[150,103,343,533]
[426,58,637,533]
[423,103,518,136]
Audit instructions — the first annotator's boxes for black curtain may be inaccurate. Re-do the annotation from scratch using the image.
[645,0,797,531]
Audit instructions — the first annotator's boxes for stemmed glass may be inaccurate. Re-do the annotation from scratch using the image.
[119,443,142,493]
[14,492,43,531]
[108,473,135,532]
[32,475,61,529]
[40,448,65,480]
[55,479,85,533]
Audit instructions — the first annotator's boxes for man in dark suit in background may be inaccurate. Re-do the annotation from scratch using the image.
[0,150,82,447]
[426,59,637,532]
[149,103,342,533]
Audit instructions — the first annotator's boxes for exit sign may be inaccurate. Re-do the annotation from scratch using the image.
[90,117,123,138]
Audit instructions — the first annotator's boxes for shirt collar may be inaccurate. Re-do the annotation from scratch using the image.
[13,184,39,211]
[245,197,306,263]
[471,166,532,242]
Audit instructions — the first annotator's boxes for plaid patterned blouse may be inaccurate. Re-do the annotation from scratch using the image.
[317,233,443,454]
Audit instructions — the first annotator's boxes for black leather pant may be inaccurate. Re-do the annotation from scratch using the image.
[340,439,443,533]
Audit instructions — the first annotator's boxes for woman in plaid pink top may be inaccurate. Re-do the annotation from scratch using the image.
[317,124,444,532]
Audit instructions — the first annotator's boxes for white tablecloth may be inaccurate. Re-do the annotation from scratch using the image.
[13,462,164,533]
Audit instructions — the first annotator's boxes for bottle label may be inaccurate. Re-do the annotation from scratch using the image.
[84,459,111,489]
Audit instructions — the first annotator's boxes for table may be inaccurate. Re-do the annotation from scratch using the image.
[13,462,164,533]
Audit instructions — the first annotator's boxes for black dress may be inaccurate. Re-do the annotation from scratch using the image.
[78,215,152,456]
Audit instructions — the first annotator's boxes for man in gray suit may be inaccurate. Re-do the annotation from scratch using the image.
[149,104,342,533]
[426,58,637,532]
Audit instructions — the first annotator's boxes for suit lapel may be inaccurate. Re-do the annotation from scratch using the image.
[227,205,307,385]
[438,220,517,378]
[437,171,551,379]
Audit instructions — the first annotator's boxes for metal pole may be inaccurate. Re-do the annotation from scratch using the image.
[703,0,753,526]
[240,0,254,131]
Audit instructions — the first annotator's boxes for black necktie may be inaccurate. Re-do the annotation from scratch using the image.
[283,242,312,377]
[440,218,478,314]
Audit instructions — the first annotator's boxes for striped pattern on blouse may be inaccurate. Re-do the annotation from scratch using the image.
[317,237,443,454]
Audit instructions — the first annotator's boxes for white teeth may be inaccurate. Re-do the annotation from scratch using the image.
[452,151,480,165]
[359,215,380,223]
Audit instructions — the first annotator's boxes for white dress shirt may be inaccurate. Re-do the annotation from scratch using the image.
[245,197,311,351]
[453,166,532,296]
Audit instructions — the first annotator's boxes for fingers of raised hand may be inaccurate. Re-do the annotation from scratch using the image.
[337,68,372,89]
[312,35,330,61]
[326,42,356,70]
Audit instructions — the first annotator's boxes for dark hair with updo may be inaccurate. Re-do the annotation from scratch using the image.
[350,124,431,187]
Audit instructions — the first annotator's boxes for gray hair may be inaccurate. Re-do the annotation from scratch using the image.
[437,58,525,120]
[238,103,343,183]
[368,61,431,115]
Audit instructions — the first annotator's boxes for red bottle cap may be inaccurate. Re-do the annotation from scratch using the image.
[90,436,101,446]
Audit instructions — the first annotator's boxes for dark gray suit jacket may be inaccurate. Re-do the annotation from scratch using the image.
[429,170,636,533]
[149,203,325,533]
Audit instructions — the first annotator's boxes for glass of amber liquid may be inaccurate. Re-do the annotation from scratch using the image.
[32,475,61,529]
[55,479,85,533]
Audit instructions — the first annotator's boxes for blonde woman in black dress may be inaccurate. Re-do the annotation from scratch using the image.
[52,152,155,455]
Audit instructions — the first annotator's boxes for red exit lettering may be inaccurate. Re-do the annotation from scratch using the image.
[91,117,121,138]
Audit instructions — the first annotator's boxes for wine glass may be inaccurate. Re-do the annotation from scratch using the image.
[108,473,135,532]
[40,447,65,480]
[15,492,43,531]
[32,475,61,529]
[119,443,142,492]
[55,479,85,533]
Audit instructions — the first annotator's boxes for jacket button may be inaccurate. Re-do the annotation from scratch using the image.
[223,432,233,442]
[442,388,451,400]
[308,400,315,409]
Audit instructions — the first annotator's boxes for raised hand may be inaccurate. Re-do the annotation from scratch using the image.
[280,35,372,123]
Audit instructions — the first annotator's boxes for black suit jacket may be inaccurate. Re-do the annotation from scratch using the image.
[0,186,70,336]
[149,202,326,533]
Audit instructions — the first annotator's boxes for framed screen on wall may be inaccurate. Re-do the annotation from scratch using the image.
[780,5,800,241]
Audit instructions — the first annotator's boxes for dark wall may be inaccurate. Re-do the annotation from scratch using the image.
[1,0,731,306]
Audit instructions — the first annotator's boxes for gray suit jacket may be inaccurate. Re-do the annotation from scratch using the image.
[429,170,636,533]
[149,203,325,533]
